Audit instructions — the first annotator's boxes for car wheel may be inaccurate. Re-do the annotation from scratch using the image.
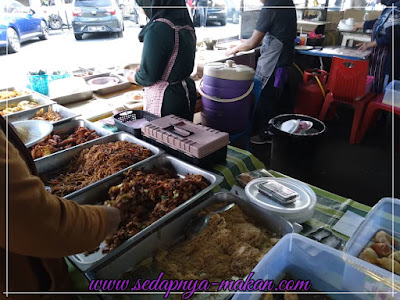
[117,30,123,38]
[49,15,63,30]
[39,21,49,40]
[74,33,83,40]
[220,19,226,26]
[7,28,20,53]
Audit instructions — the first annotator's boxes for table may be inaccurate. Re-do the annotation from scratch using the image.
[296,46,371,60]
[296,45,371,70]
[67,125,372,295]
[340,32,371,47]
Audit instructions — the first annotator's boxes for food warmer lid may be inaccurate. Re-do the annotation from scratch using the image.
[245,177,317,223]
[141,115,230,159]
[203,60,255,81]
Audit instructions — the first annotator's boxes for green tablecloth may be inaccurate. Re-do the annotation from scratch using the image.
[68,123,372,294]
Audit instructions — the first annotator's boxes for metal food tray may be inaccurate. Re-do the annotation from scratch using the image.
[84,73,131,95]
[7,104,80,126]
[0,86,31,103]
[84,192,294,300]
[68,155,223,272]
[50,89,94,105]
[36,132,163,199]
[0,93,55,117]
[32,119,112,161]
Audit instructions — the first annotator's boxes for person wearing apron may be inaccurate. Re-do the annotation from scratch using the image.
[227,0,297,144]
[127,0,197,121]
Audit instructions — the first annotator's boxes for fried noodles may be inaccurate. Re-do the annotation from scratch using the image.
[49,141,153,197]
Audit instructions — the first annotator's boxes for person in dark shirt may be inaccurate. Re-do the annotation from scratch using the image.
[127,0,197,121]
[195,0,209,27]
[227,0,297,144]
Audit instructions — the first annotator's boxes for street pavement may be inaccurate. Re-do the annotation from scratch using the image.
[0,21,239,87]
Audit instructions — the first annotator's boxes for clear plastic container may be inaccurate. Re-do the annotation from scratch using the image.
[382,80,400,108]
[345,198,400,280]
[233,233,398,300]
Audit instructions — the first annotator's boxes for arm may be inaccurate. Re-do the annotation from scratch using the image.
[0,131,120,258]
[134,26,172,86]
[226,30,265,55]
[226,6,273,56]
[364,19,378,31]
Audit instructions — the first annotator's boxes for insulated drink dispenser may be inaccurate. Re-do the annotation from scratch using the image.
[199,60,255,133]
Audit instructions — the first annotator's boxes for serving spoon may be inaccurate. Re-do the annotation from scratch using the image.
[186,202,236,237]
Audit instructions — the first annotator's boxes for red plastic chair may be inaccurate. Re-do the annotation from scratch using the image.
[319,57,375,144]
[357,94,400,151]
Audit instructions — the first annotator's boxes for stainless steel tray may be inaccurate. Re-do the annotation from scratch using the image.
[84,192,294,299]
[7,104,80,126]
[68,155,223,272]
[0,86,32,103]
[0,93,55,117]
[51,89,94,105]
[31,119,112,161]
[51,119,112,136]
[36,132,163,198]
[84,73,131,95]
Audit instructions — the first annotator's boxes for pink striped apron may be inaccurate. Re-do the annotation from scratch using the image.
[144,18,196,117]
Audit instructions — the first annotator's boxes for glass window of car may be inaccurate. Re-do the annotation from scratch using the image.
[74,0,113,7]
[8,1,30,13]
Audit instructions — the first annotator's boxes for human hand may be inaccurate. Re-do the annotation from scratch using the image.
[102,206,121,238]
[357,41,374,51]
[352,22,364,32]
[226,45,239,56]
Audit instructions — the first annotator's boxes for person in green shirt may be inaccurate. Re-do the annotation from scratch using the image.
[126,0,197,121]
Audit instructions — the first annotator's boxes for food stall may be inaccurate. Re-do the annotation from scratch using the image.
[1,71,399,298]
[1,1,399,296]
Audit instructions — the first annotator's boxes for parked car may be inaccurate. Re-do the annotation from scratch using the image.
[225,0,240,24]
[193,0,227,26]
[34,0,73,30]
[72,0,124,40]
[0,0,49,53]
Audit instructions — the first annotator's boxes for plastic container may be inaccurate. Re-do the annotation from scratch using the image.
[295,69,328,117]
[269,114,326,182]
[200,60,255,134]
[244,177,316,224]
[345,197,400,280]
[233,233,399,300]
[141,115,230,167]
[28,74,49,95]
[382,80,400,108]
[50,73,71,81]
[114,110,159,138]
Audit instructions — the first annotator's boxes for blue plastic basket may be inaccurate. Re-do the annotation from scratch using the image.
[50,73,71,81]
[28,74,49,95]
